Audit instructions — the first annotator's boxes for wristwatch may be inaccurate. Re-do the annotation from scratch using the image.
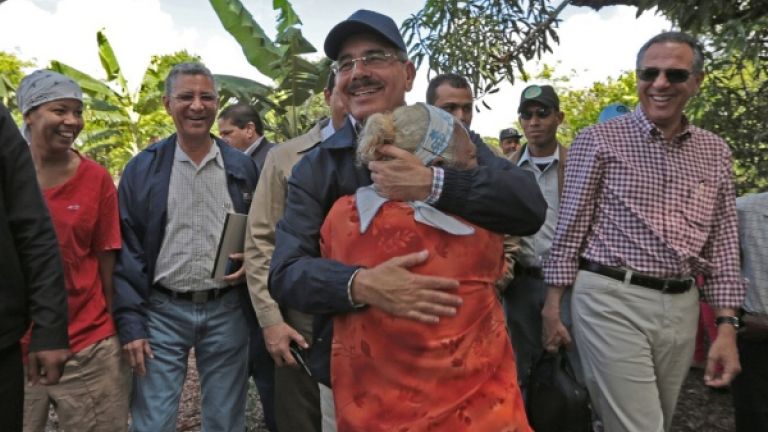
[715,315,741,329]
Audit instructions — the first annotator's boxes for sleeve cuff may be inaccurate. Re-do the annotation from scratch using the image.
[255,306,285,328]
[424,167,444,205]
[347,268,367,309]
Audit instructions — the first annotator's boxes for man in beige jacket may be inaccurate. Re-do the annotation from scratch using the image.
[244,72,346,432]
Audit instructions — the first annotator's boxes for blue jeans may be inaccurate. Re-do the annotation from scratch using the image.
[130,288,248,432]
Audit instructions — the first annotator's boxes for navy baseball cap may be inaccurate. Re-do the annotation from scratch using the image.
[518,84,560,112]
[324,10,407,60]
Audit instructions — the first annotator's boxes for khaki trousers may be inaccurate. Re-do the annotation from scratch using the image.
[23,335,131,432]
[571,270,698,432]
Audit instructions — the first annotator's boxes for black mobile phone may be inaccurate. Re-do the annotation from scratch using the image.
[289,342,312,377]
[225,258,242,275]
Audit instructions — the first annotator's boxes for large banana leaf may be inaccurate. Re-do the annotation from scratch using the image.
[273,0,302,33]
[274,27,315,55]
[49,61,117,100]
[209,0,282,78]
[97,30,129,96]
[214,74,281,111]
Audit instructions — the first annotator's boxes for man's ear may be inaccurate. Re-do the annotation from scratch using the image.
[692,71,705,94]
[245,121,258,138]
[403,61,417,92]
[162,95,171,114]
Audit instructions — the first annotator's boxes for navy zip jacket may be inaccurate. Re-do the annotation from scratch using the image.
[270,118,547,385]
[113,135,259,344]
[0,103,68,352]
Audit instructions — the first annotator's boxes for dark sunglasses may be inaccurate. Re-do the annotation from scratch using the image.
[519,107,552,120]
[636,67,693,84]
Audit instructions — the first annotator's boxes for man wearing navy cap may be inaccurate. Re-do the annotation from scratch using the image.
[269,9,546,430]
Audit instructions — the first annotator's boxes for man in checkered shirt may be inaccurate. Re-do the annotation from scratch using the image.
[541,31,745,432]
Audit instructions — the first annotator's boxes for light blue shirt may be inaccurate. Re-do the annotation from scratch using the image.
[516,145,561,268]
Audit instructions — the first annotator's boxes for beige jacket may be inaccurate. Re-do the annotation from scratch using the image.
[243,120,325,338]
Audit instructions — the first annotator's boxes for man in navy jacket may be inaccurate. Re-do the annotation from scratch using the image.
[113,63,259,431]
[269,10,547,427]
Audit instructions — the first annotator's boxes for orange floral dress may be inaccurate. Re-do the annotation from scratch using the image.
[320,196,530,432]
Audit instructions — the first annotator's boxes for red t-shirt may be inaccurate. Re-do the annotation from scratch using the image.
[22,153,121,355]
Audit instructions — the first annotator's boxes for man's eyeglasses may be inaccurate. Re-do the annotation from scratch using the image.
[519,107,552,120]
[173,93,217,104]
[331,51,401,74]
[636,68,693,84]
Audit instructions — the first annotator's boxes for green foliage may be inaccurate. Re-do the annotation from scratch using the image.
[0,51,34,119]
[688,55,768,194]
[209,0,331,140]
[402,0,570,99]
[482,136,502,154]
[51,30,200,176]
[557,71,638,144]
[407,0,768,96]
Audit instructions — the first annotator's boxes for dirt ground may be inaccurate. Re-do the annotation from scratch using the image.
[45,354,735,432]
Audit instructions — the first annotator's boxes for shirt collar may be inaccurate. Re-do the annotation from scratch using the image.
[633,105,693,146]
[517,143,560,167]
[174,138,224,169]
[320,118,336,141]
[243,136,265,156]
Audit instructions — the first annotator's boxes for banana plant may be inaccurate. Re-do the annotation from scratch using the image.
[209,0,330,139]
[49,30,273,175]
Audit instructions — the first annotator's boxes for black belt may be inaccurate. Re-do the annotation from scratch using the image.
[579,259,693,294]
[514,262,544,279]
[153,284,235,304]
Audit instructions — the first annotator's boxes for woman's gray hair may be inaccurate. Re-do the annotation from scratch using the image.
[357,103,464,168]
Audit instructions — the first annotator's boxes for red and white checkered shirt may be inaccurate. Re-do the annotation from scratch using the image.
[543,107,745,308]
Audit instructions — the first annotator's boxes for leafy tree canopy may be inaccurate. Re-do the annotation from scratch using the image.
[404,0,768,98]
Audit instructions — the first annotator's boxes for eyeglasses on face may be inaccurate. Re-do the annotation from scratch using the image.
[173,93,218,104]
[636,67,693,84]
[519,107,552,120]
[331,51,400,74]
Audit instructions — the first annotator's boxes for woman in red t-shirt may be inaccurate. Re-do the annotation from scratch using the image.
[17,70,129,432]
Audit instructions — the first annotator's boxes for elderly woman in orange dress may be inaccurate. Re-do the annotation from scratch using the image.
[320,103,530,431]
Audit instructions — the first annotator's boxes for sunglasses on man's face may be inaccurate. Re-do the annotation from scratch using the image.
[636,67,693,84]
[519,107,552,120]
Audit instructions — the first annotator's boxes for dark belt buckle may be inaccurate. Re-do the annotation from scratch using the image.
[661,278,692,294]
[191,291,209,304]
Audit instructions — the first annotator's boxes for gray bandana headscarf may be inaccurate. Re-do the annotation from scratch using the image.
[16,70,83,140]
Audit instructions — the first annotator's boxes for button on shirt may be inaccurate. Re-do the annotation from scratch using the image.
[154,142,234,291]
[517,147,560,269]
[543,107,745,308]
